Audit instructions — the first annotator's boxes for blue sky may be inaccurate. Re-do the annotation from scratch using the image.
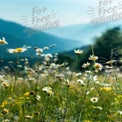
[0,0,98,26]
[0,0,122,26]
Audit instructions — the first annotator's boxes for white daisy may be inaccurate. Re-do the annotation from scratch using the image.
[82,62,90,68]
[117,111,122,115]
[43,46,49,50]
[7,45,31,54]
[75,72,82,76]
[90,97,99,103]
[89,55,98,61]
[74,49,83,55]
[0,37,8,45]
[94,63,103,71]
[35,95,41,101]
[35,48,43,56]
[77,79,85,86]
[42,86,54,95]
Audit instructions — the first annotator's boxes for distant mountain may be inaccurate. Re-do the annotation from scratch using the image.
[0,19,83,60]
[45,21,122,44]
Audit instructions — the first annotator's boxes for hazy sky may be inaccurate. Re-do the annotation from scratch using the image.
[1,0,122,26]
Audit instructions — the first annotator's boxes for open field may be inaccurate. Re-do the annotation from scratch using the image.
[0,42,122,122]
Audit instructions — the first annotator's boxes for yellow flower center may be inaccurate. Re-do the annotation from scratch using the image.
[0,40,5,44]
[15,48,23,53]
[95,65,100,69]
[92,57,96,60]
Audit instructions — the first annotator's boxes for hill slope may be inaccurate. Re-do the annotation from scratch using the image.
[0,19,83,59]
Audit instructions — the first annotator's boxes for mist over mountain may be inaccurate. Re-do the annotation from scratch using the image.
[46,21,122,44]
[0,19,83,59]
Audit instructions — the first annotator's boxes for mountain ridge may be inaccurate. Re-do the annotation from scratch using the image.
[0,19,83,60]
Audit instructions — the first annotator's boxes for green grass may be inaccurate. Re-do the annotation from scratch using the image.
[0,48,122,122]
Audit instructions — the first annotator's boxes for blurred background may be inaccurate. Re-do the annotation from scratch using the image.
[0,0,122,70]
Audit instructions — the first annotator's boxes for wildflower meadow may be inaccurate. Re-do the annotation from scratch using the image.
[0,37,122,122]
